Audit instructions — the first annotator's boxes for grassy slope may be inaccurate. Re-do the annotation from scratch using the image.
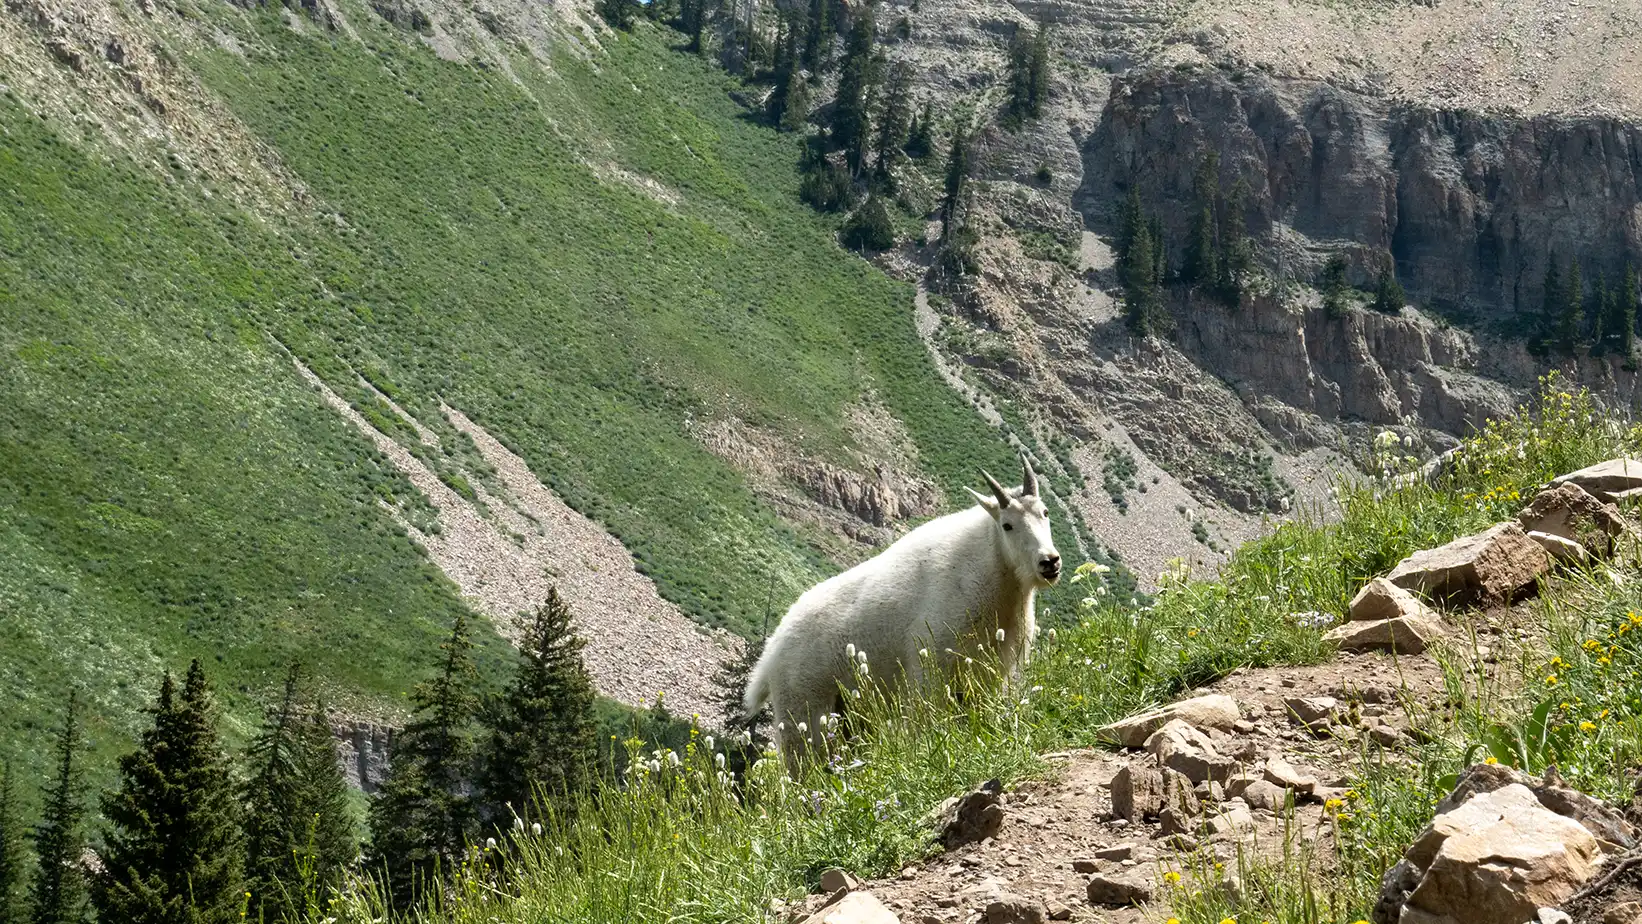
[0,10,1016,780]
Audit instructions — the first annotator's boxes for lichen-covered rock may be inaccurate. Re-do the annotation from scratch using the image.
[1387,522,1550,603]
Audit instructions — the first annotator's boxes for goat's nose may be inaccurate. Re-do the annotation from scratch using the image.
[1041,554,1061,571]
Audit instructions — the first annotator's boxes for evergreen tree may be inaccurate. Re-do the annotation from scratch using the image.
[97,661,246,924]
[715,632,768,747]
[1183,206,1217,288]
[1004,22,1051,124]
[841,193,895,251]
[243,665,356,922]
[780,71,810,133]
[0,763,27,924]
[680,0,708,53]
[1028,24,1050,117]
[801,0,831,71]
[905,101,934,158]
[873,60,913,180]
[1559,260,1583,356]
[476,589,598,828]
[939,123,971,241]
[1122,218,1161,335]
[1541,255,1563,353]
[1149,214,1166,287]
[1621,263,1639,361]
[1591,275,1610,353]
[30,693,87,924]
[1115,184,1144,265]
[1320,254,1350,318]
[367,615,481,910]
[596,0,634,30]
[1217,176,1253,305]
[832,10,877,174]
[1373,259,1405,314]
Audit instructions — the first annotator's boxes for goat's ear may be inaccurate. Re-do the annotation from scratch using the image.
[965,487,1001,517]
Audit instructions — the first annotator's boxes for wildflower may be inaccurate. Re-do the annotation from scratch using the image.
[1484,756,1499,765]
[1581,721,1597,733]
[846,643,856,660]
[514,816,525,832]
[996,628,1006,642]
[715,752,726,769]
[704,735,714,751]
[1325,798,1344,810]
[1046,628,1057,643]
[918,648,929,658]
[531,822,543,836]
[858,662,870,677]
[1187,628,1199,638]
[857,650,868,664]
[1163,871,1182,885]
[1219,917,1237,924]
[1545,674,1558,686]
[796,722,809,735]
[485,837,497,850]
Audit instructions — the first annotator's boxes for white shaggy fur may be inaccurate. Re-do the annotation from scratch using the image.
[744,459,1061,762]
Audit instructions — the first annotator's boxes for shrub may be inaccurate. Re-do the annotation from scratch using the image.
[840,195,895,251]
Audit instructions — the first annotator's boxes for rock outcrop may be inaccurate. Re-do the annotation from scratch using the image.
[1387,522,1551,603]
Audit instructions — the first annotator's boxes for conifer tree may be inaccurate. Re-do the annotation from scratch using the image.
[1621,263,1639,362]
[1320,254,1350,318]
[367,615,481,910]
[1115,184,1144,265]
[1217,176,1253,305]
[1373,259,1405,314]
[1559,260,1583,356]
[1004,22,1051,124]
[801,0,831,71]
[841,193,895,251]
[905,101,934,159]
[939,124,972,241]
[477,589,597,827]
[0,763,27,924]
[1541,256,1563,353]
[780,72,810,133]
[1183,206,1217,288]
[1591,276,1609,353]
[243,665,356,922]
[873,60,913,181]
[1122,219,1161,335]
[832,10,877,174]
[30,692,87,924]
[97,661,246,924]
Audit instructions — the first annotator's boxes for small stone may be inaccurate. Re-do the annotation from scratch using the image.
[1097,694,1243,747]
[1045,900,1073,921]
[1349,577,1440,623]
[800,891,902,924]
[1603,900,1642,924]
[1326,613,1445,654]
[1072,858,1101,874]
[1146,719,1234,784]
[1368,723,1405,747]
[1193,780,1225,802]
[1161,833,1200,851]
[1239,779,1291,812]
[1233,719,1257,734]
[1200,805,1256,838]
[1086,871,1153,906]
[927,780,1004,849]
[820,868,858,895]
[1094,844,1134,861]
[1263,755,1318,795]
[1529,530,1591,565]
[936,897,960,908]
[1537,909,1572,924]
[1283,696,1339,728]
[983,892,1048,924]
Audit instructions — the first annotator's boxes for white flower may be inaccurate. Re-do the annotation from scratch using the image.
[1046,628,1057,642]
[666,750,681,767]
[715,753,726,769]
[531,822,543,837]
[845,643,856,659]
[995,628,1006,642]
[918,648,929,658]
[704,735,714,751]
[514,817,525,832]
[1031,685,1043,693]
[485,837,497,850]
[797,721,809,735]
[857,650,868,664]
[857,662,870,676]
[964,657,974,666]
[851,688,862,699]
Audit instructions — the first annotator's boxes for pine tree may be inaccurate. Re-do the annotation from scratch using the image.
[801,0,831,71]
[0,763,27,924]
[476,589,598,828]
[939,123,971,241]
[30,693,87,924]
[97,661,246,924]
[596,0,634,30]
[832,10,877,174]
[1122,218,1161,336]
[1004,22,1051,124]
[1115,184,1144,266]
[905,101,934,159]
[1028,23,1050,117]
[367,614,481,910]
[873,60,913,180]
[841,193,895,251]
[1320,254,1350,318]
[1559,260,1583,356]
[1541,255,1563,353]
[1183,206,1217,288]
[1217,176,1253,305]
[1621,263,1639,362]
[767,17,798,126]
[243,665,357,922]
[1373,259,1405,314]
[1591,275,1609,354]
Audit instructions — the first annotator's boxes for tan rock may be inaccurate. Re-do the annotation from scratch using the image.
[1200,805,1256,838]
[1349,577,1438,622]
[1552,458,1642,502]
[1111,763,1198,822]
[1262,755,1318,795]
[1529,530,1591,565]
[928,779,1004,849]
[1603,900,1642,924]
[1324,613,1445,654]
[1387,522,1550,603]
[1240,779,1292,812]
[802,891,901,924]
[983,892,1048,924]
[1399,784,1600,924]
[1096,694,1242,747]
[1283,695,1339,728]
[820,868,858,894]
[1086,871,1152,906]
[1145,719,1234,784]
[1518,482,1633,556]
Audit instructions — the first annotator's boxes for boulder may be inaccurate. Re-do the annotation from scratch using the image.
[1552,459,1642,503]
[983,892,1048,924]
[1387,522,1551,604]
[1283,696,1340,729]
[1110,763,1198,822]
[928,779,1004,849]
[1350,577,1440,622]
[1518,483,1633,556]
[1096,694,1242,747]
[801,891,901,924]
[1529,530,1591,565]
[1145,719,1234,784]
[1437,763,1635,852]
[1325,613,1446,654]
[1086,871,1152,907]
[1200,805,1256,838]
[1240,779,1292,813]
[1603,901,1642,924]
[1262,755,1318,796]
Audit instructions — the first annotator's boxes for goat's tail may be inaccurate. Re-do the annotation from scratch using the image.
[742,636,776,717]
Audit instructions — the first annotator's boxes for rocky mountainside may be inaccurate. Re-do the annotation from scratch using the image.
[863,0,1642,584]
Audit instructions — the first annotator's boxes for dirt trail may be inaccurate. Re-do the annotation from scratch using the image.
[800,649,1450,923]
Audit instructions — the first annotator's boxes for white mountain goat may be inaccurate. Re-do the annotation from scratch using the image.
[744,456,1061,764]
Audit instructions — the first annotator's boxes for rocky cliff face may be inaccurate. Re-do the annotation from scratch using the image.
[1085,69,1642,318]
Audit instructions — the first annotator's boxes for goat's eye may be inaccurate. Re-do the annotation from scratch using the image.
[1002,523,1014,531]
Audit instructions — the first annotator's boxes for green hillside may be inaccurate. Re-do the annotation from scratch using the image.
[0,11,1015,779]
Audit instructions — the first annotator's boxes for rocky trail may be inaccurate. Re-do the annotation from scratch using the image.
[784,460,1642,924]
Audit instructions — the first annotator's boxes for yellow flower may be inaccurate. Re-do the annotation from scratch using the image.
[1325,798,1344,810]
[1163,871,1182,884]
[1166,919,1181,924]
[1581,721,1597,732]
[1219,918,1236,924]
[1187,628,1200,638]
[1546,674,1558,686]
[1484,756,1499,765]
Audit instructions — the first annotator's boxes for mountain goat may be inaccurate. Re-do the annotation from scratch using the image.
[744,456,1061,764]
